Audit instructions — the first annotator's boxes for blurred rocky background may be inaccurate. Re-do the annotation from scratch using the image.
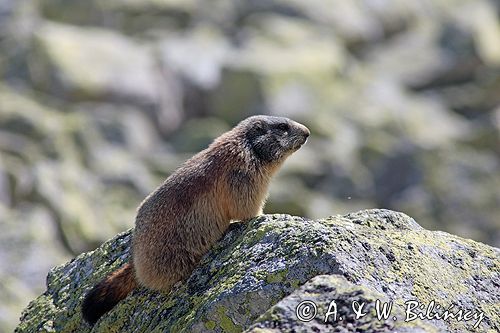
[0,0,499,331]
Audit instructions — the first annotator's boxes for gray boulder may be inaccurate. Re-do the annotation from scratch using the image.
[15,209,499,332]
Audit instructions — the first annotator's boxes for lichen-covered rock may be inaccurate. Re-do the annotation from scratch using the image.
[15,209,500,332]
[246,275,439,333]
[32,22,161,103]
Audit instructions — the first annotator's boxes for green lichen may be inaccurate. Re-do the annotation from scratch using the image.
[265,269,288,284]
[205,320,217,330]
[289,279,301,289]
[217,306,242,333]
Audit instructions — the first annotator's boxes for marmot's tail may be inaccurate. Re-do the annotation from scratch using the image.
[81,262,138,325]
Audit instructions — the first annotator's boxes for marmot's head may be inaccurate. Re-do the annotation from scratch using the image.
[238,115,310,163]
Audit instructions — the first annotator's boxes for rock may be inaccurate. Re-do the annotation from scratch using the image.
[170,117,231,153]
[453,0,500,66]
[0,204,70,333]
[15,209,500,332]
[209,14,345,122]
[279,0,383,45]
[210,67,265,125]
[39,0,195,32]
[30,21,187,134]
[0,85,148,254]
[417,148,500,246]
[233,15,344,75]
[159,25,229,90]
[246,275,439,333]
[31,22,161,104]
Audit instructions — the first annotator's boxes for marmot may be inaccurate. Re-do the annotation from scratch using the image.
[81,115,310,325]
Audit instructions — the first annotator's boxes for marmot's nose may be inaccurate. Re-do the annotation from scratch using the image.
[298,123,310,138]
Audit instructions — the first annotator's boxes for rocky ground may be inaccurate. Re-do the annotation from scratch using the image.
[1,0,500,331]
[15,210,500,332]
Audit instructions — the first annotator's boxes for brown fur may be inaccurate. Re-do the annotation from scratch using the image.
[81,116,309,325]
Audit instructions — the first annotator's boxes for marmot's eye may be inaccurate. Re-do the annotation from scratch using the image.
[277,123,289,132]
